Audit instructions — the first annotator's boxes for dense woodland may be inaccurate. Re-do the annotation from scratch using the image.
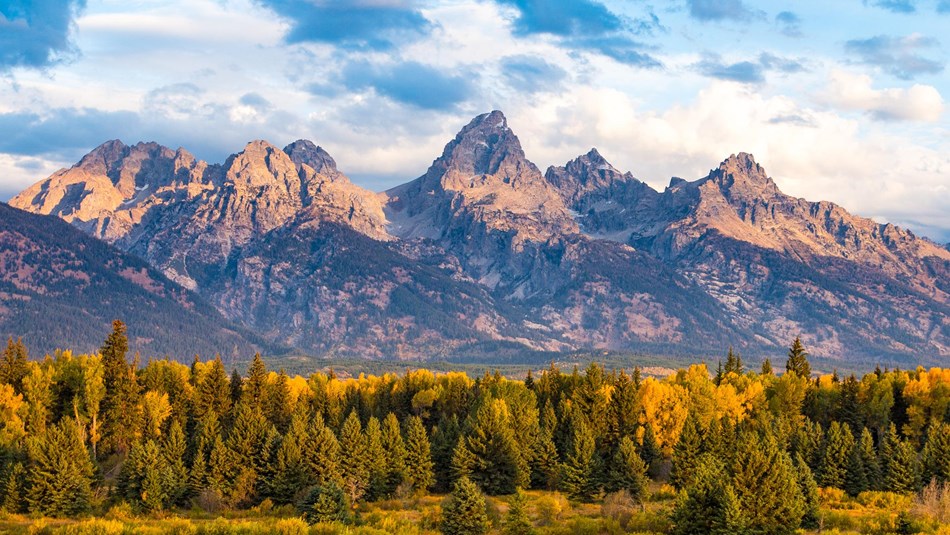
[0,321,949,534]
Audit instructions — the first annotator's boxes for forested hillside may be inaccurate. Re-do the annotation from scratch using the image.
[0,324,948,534]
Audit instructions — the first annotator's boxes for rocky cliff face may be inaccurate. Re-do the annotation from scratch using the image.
[10,112,950,362]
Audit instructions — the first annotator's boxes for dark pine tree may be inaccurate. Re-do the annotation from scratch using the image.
[785,337,811,378]
[0,337,29,393]
[606,436,648,502]
[819,421,855,489]
[441,476,490,535]
[100,320,141,455]
[381,412,407,496]
[404,415,435,493]
[671,414,704,489]
[502,487,534,535]
[922,421,950,483]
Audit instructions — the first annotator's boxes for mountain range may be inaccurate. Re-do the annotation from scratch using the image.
[8,111,950,364]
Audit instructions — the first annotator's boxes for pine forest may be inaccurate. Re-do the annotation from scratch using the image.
[0,321,949,534]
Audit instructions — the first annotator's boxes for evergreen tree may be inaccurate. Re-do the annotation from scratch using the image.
[404,415,435,493]
[195,356,231,423]
[731,431,804,534]
[305,413,342,487]
[162,420,190,506]
[845,427,878,496]
[560,411,597,501]
[363,416,388,501]
[298,483,350,525]
[229,369,243,407]
[606,436,648,502]
[119,438,169,511]
[100,320,141,455]
[338,410,370,504]
[226,401,270,504]
[639,422,661,470]
[671,414,703,489]
[760,358,774,376]
[819,421,855,488]
[922,421,950,483]
[604,370,637,455]
[881,424,921,493]
[452,399,528,495]
[441,476,490,535]
[857,427,881,489]
[883,430,921,493]
[795,454,821,530]
[267,407,311,504]
[785,337,811,378]
[502,487,534,535]
[205,435,235,495]
[244,353,268,409]
[844,444,868,496]
[431,414,461,492]
[1,462,25,513]
[381,412,407,496]
[0,337,28,393]
[531,427,560,490]
[26,420,95,516]
[264,370,293,433]
[671,455,741,535]
[724,347,743,375]
[792,419,824,473]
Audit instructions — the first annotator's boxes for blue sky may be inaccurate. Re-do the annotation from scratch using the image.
[1,0,948,242]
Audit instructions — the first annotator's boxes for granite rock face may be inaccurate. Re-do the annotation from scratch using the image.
[11,111,950,362]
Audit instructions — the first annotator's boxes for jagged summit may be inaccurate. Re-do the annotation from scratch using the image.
[283,139,337,174]
[704,152,780,199]
[431,109,536,183]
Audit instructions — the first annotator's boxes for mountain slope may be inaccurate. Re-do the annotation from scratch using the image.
[0,202,269,358]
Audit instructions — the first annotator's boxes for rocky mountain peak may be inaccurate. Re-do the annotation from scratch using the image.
[222,140,301,190]
[283,139,337,174]
[705,152,779,200]
[76,139,129,175]
[436,109,535,179]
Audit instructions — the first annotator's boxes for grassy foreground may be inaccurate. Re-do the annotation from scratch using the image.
[1,482,948,534]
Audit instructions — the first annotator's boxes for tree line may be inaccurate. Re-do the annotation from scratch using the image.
[0,322,948,534]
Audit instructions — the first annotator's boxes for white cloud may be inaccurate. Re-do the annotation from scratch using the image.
[503,80,950,242]
[823,70,944,122]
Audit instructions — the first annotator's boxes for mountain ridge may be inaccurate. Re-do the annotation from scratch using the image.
[9,111,949,362]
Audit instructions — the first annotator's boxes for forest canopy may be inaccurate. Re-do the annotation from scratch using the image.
[0,323,948,534]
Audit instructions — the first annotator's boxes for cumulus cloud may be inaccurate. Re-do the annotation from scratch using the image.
[0,0,86,69]
[504,81,950,242]
[255,0,432,51]
[845,34,943,79]
[823,70,944,122]
[495,0,661,67]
